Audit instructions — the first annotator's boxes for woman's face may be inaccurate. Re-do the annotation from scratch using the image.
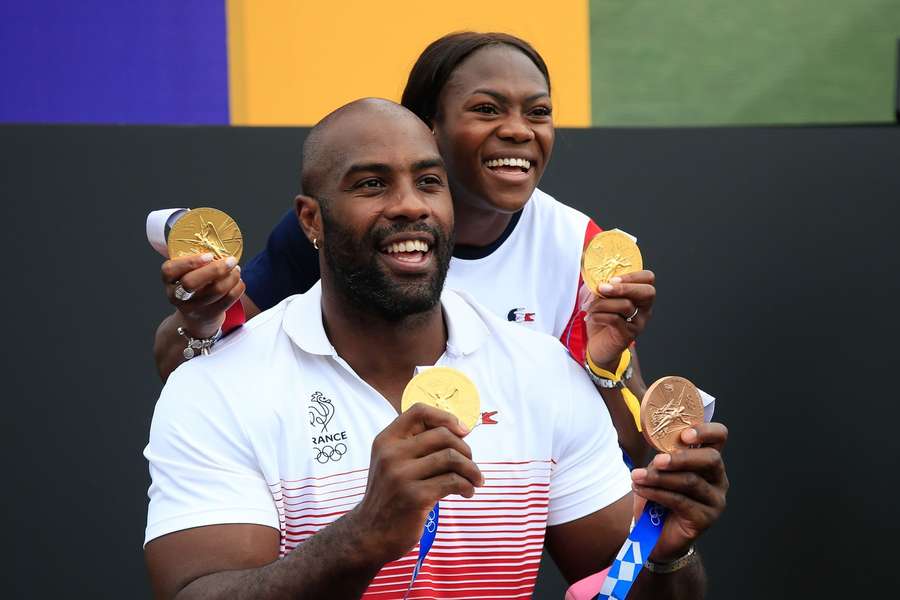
[432,44,554,214]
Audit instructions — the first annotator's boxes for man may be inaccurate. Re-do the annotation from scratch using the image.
[144,98,728,599]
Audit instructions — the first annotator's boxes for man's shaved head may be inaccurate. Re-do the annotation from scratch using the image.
[300,98,433,200]
[295,97,453,322]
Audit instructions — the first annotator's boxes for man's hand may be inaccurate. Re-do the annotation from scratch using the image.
[161,253,245,338]
[349,403,484,564]
[583,270,656,370]
[630,422,729,561]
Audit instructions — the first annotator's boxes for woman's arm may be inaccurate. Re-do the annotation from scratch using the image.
[154,295,259,381]
[152,209,320,382]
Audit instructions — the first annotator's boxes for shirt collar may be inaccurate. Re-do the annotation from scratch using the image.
[282,281,335,356]
[441,288,491,357]
[282,281,490,358]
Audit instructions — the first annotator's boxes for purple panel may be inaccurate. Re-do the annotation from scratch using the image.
[0,1,229,124]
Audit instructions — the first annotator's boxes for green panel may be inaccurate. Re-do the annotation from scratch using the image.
[590,0,900,125]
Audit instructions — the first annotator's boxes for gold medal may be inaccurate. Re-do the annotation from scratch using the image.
[581,230,642,294]
[167,207,243,262]
[640,376,704,453]
[401,367,481,430]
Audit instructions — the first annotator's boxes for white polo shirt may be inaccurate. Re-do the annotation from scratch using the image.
[145,283,631,599]
[445,188,595,346]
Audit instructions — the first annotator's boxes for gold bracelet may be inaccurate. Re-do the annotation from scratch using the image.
[644,546,697,574]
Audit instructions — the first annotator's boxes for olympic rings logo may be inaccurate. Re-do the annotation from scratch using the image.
[424,509,438,533]
[648,503,666,527]
[314,443,347,464]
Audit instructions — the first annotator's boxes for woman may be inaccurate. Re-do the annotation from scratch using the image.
[155,31,657,465]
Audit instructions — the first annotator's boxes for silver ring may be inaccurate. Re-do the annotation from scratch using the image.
[625,307,639,323]
[173,281,195,302]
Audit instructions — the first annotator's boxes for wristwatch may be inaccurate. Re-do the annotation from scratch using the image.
[585,363,633,388]
[177,326,222,359]
[644,546,697,574]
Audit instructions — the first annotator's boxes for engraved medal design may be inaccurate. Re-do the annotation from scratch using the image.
[580,230,643,294]
[640,376,704,453]
[401,367,481,430]
[167,207,243,262]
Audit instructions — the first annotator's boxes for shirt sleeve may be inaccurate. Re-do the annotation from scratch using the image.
[547,344,632,526]
[559,218,602,363]
[242,210,322,311]
[143,366,279,546]
[221,297,246,335]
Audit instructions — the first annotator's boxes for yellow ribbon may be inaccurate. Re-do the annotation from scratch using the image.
[586,348,642,432]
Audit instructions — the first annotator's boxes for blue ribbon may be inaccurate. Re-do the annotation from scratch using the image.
[621,448,635,471]
[595,501,667,600]
[403,502,439,599]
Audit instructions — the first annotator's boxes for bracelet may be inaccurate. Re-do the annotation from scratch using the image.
[585,363,633,389]
[644,546,697,574]
[177,326,222,359]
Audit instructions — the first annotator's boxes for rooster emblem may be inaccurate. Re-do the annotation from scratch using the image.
[308,392,335,433]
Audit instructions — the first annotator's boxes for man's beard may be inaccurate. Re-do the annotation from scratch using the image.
[321,211,453,322]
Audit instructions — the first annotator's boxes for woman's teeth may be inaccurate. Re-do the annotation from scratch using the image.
[383,240,430,254]
[484,157,531,171]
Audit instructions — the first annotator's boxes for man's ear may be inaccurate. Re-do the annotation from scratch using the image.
[295,195,322,247]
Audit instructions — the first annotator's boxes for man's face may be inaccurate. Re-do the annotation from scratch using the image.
[318,111,454,321]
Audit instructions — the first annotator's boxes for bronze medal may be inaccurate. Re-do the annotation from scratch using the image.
[581,230,643,294]
[167,207,243,262]
[641,376,704,453]
[401,367,481,430]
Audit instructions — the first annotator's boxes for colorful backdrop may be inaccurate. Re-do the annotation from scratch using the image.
[2,0,898,126]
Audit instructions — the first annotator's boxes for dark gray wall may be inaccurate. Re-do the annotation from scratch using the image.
[1,124,897,598]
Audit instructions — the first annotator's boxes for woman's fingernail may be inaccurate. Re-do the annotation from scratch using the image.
[201,253,214,262]
[654,454,672,468]
[610,277,623,284]
[631,468,648,482]
[225,257,237,268]
[599,283,614,293]
[683,428,698,443]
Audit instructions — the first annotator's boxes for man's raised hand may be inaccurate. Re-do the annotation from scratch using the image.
[630,422,729,562]
[349,403,484,564]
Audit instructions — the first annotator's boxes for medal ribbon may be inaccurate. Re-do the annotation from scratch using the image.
[585,349,642,432]
[402,502,439,600]
[595,501,667,600]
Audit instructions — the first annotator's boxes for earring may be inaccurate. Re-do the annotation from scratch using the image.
[313,237,319,250]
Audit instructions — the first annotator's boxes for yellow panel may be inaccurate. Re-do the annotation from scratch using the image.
[227,0,590,126]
